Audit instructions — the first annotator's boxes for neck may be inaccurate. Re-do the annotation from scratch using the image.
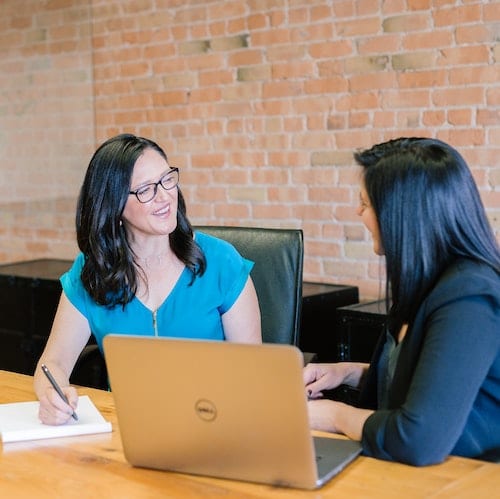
[133,238,173,270]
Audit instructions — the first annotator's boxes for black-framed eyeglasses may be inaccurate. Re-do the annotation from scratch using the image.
[129,168,179,203]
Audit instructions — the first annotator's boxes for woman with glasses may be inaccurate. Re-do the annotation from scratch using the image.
[34,133,261,424]
[304,137,500,465]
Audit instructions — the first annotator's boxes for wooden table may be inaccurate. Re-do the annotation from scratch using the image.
[0,370,497,498]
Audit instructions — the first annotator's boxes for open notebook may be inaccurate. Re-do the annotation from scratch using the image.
[103,335,362,490]
[0,395,112,443]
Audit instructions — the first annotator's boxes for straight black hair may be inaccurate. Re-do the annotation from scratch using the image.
[354,137,500,335]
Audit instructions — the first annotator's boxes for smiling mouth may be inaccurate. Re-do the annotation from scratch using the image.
[153,205,170,216]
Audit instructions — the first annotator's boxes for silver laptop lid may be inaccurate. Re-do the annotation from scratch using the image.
[103,335,360,489]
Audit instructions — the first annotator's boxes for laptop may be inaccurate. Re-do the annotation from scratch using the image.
[103,335,362,490]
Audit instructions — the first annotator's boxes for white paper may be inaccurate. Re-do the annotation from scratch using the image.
[0,395,112,443]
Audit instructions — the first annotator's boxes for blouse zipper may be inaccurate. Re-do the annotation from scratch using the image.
[152,309,158,336]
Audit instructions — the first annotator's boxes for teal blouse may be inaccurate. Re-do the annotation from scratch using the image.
[61,231,254,351]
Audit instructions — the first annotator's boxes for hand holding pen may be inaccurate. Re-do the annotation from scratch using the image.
[41,364,78,421]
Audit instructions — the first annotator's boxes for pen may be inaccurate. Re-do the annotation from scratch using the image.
[41,364,78,421]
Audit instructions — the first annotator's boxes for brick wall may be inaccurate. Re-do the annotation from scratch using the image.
[0,198,78,263]
[0,0,499,300]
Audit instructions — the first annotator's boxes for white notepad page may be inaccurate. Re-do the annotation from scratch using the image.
[0,395,112,443]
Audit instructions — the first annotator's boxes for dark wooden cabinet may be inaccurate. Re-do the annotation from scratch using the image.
[299,282,359,357]
[334,299,387,363]
[0,259,105,387]
[318,299,387,404]
[0,259,72,375]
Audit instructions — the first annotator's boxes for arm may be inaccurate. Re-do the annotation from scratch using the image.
[222,276,262,344]
[34,292,92,425]
[307,400,374,440]
[363,290,499,465]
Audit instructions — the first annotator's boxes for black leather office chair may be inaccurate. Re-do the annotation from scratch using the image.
[70,340,108,390]
[195,225,304,345]
[70,225,304,389]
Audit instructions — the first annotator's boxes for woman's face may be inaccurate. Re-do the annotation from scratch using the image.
[121,148,178,242]
[356,185,383,255]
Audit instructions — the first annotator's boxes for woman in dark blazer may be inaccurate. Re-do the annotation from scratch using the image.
[304,137,500,465]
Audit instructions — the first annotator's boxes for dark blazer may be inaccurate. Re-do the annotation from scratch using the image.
[359,258,500,465]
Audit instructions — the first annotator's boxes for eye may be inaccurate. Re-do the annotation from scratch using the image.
[137,184,153,196]
[161,174,175,187]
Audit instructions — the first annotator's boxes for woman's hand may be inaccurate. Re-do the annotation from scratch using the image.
[303,361,369,399]
[303,363,349,399]
[38,385,79,425]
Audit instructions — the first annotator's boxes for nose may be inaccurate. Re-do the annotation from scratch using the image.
[154,182,174,202]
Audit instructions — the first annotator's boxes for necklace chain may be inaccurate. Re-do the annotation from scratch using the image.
[137,252,170,269]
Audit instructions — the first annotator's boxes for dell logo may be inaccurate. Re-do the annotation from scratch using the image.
[194,399,217,422]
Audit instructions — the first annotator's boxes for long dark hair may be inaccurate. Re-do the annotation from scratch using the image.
[354,137,500,335]
[76,133,206,308]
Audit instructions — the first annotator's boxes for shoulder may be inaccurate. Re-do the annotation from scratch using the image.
[194,230,240,257]
[428,258,500,307]
[62,253,85,281]
[60,253,88,306]
[438,258,499,291]
[194,230,254,272]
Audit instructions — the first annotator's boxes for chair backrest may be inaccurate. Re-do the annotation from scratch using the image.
[195,225,304,346]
